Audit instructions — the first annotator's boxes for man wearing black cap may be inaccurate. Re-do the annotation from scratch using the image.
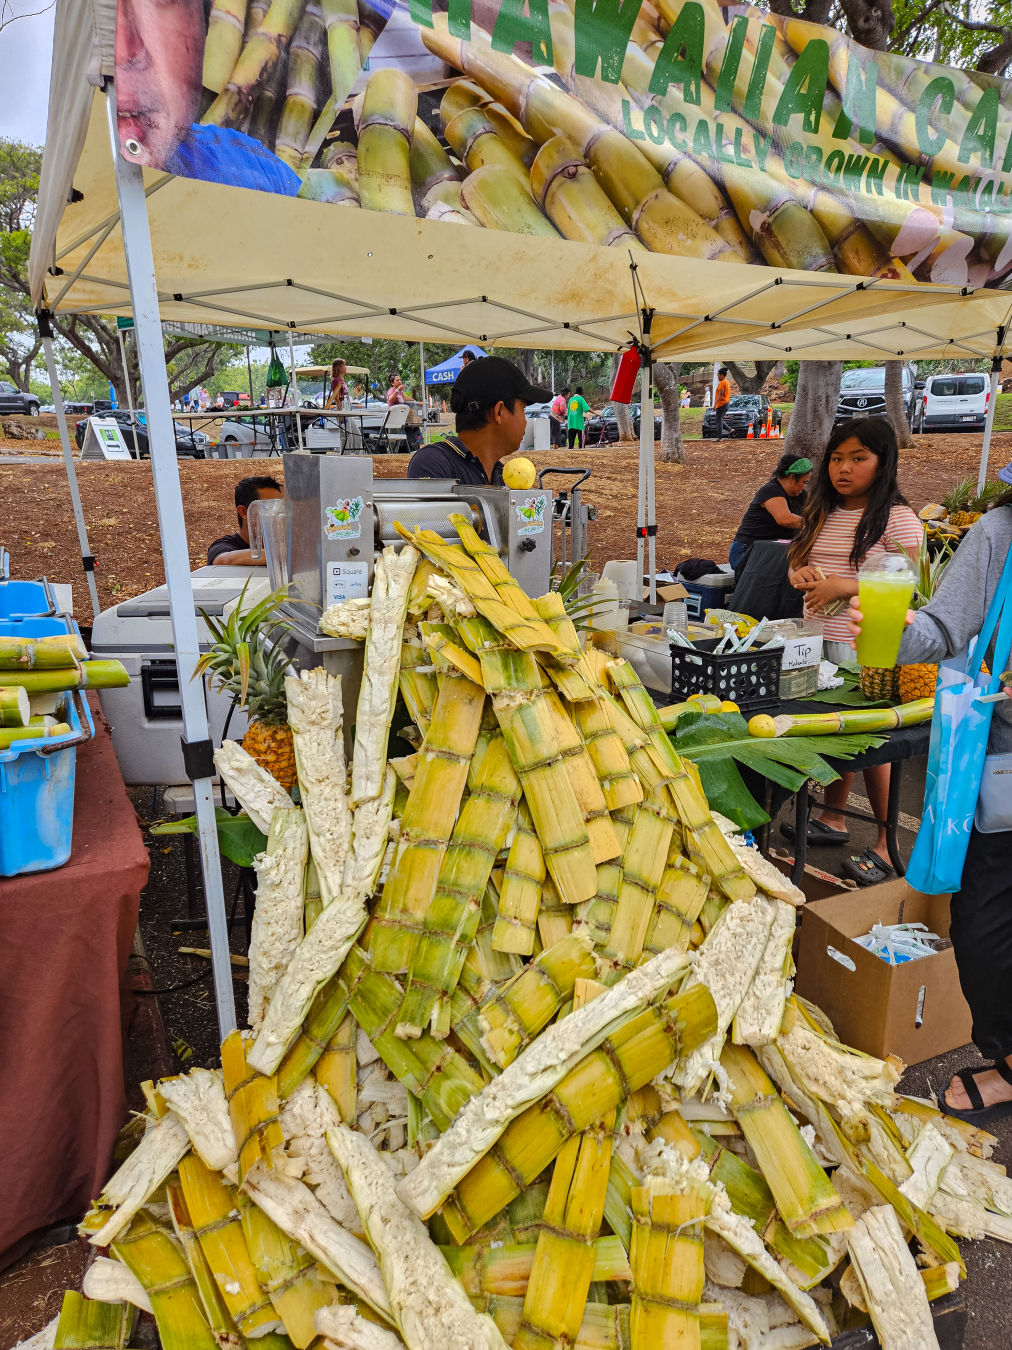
[407,356,551,486]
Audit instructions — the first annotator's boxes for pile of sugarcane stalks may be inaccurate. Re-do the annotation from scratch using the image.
[194,0,1009,286]
[23,524,1010,1350]
[0,634,128,748]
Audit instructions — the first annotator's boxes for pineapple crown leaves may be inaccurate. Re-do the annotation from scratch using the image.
[193,581,306,713]
[940,477,976,512]
[895,535,954,610]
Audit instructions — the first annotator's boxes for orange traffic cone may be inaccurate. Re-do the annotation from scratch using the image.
[758,420,767,438]
[746,422,754,438]
[772,423,781,438]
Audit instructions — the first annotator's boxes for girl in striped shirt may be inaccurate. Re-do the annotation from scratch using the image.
[785,418,921,884]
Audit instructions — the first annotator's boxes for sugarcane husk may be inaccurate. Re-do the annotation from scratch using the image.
[80,1111,190,1247]
[111,1211,219,1350]
[491,801,545,955]
[444,1234,629,1298]
[158,1066,237,1174]
[846,1205,940,1349]
[315,1009,358,1122]
[398,945,693,1218]
[221,1029,284,1181]
[248,806,310,1032]
[214,738,295,835]
[53,1291,133,1349]
[328,1123,509,1348]
[81,1257,153,1315]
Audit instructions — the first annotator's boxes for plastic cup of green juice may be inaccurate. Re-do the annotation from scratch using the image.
[855,556,915,668]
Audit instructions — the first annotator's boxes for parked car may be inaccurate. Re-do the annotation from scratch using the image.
[74,409,210,458]
[0,381,41,417]
[913,372,989,432]
[584,402,663,444]
[834,366,917,428]
[702,394,782,439]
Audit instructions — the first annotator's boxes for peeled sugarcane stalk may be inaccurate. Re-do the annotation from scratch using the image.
[52,1292,133,1349]
[204,0,306,127]
[286,668,351,905]
[81,1258,152,1316]
[203,0,249,93]
[0,721,70,748]
[315,1305,405,1349]
[111,1211,218,1350]
[276,0,326,168]
[399,947,700,1221]
[353,547,417,805]
[0,634,85,669]
[732,899,797,1047]
[847,1206,940,1350]
[327,1124,509,1349]
[356,68,418,216]
[214,739,295,834]
[248,806,309,1031]
[0,660,128,693]
[748,699,933,738]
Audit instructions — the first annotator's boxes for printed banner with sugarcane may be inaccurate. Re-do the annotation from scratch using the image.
[114,0,1012,288]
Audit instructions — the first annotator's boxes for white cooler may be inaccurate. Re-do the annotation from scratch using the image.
[90,566,270,785]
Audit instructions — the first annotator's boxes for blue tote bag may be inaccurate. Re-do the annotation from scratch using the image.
[906,545,1012,895]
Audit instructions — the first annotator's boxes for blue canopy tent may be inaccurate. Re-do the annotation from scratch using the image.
[424,345,487,385]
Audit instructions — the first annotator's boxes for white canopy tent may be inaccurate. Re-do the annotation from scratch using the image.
[29,0,1012,1033]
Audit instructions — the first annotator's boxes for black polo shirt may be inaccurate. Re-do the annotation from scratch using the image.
[407,437,505,486]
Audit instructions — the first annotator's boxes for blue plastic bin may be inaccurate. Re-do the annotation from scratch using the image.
[0,689,94,875]
[0,578,56,619]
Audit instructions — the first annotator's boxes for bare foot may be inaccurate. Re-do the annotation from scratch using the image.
[945,1061,1012,1112]
[811,810,847,833]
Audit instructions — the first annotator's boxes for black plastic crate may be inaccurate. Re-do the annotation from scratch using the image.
[669,638,781,714]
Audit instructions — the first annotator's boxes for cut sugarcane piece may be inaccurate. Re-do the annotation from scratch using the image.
[0,685,29,725]
[0,660,128,692]
[239,1192,334,1348]
[111,1211,218,1350]
[760,700,934,737]
[721,1042,852,1239]
[643,846,710,957]
[444,1234,629,1298]
[674,897,777,1096]
[277,969,350,1099]
[598,788,675,981]
[0,633,86,670]
[214,739,295,835]
[327,1123,509,1349]
[544,687,620,864]
[352,545,417,805]
[0,722,71,747]
[286,667,352,907]
[575,801,636,947]
[423,983,716,1241]
[477,637,598,906]
[319,596,371,640]
[398,946,694,1220]
[80,1111,190,1247]
[178,1152,283,1339]
[396,734,521,1039]
[732,900,797,1046]
[846,1205,940,1350]
[248,806,309,1032]
[465,934,597,1070]
[52,1291,133,1349]
[398,637,438,734]
[491,800,545,954]
[422,624,485,686]
[315,1305,405,1349]
[221,1030,284,1180]
[243,1164,393,1323]
[368,668,486,975]
[158,1067,237,1175]
[81,1257,152,1314]
[315,1010,358,1123]
[629,1178,706,1348]
[471,1295,632,1350]
[570,692,643,812]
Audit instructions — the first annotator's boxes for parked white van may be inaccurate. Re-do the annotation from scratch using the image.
[914,372,990,432]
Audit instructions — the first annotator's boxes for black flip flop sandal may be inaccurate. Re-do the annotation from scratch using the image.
[840,848,896,887]
[780,818,851,846]
[938,1061,1012,1125]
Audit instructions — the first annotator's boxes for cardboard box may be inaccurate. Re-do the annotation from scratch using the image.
[651,582,689,603]
[794,878,973,1065]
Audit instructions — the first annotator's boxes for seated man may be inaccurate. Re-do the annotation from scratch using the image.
[208,475,283,566]
[407,356,550,486]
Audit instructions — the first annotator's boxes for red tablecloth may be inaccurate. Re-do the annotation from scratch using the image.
[0,699,148,1269]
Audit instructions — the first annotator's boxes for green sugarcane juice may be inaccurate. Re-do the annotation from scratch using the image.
[856,564,915,668]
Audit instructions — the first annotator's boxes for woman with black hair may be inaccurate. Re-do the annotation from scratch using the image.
[728,453,812,577]
[784,418,922,883]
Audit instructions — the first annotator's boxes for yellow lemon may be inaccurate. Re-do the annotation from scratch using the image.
[748,714,777,738]
[503,456,537,490]
[720,700,740,713]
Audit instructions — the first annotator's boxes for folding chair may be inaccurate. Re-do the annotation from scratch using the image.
[378,403,411,453]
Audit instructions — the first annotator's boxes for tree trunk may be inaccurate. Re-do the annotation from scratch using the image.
[884,360,914,447]
[654,361,684,464]
[609,351,634,440]
[784,360,841,456]
[726,360,777,396]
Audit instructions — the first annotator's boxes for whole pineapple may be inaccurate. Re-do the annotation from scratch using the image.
[896,536,956,703]
[196,585,298,791]
[941,477,980,528]
[859,665,901,702]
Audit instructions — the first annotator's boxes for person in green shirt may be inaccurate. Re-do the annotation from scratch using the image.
[567,386,590,447]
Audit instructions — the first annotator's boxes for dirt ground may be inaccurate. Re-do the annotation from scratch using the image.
[1,429,1008,622]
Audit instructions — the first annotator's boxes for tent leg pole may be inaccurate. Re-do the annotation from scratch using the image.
[978,361,1002,494]
[289,330,303,451]
[118,327,136,425]
[39,323,101,621]
[106,83,237,1039]
[637,363,648,601]
[644,359,656,604]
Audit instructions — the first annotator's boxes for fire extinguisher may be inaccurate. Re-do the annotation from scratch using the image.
[609,345,642,404]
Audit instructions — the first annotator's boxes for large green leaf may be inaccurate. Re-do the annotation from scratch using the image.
[672,712,884,825]
[798,665,891,708]
[150,808,267,868]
